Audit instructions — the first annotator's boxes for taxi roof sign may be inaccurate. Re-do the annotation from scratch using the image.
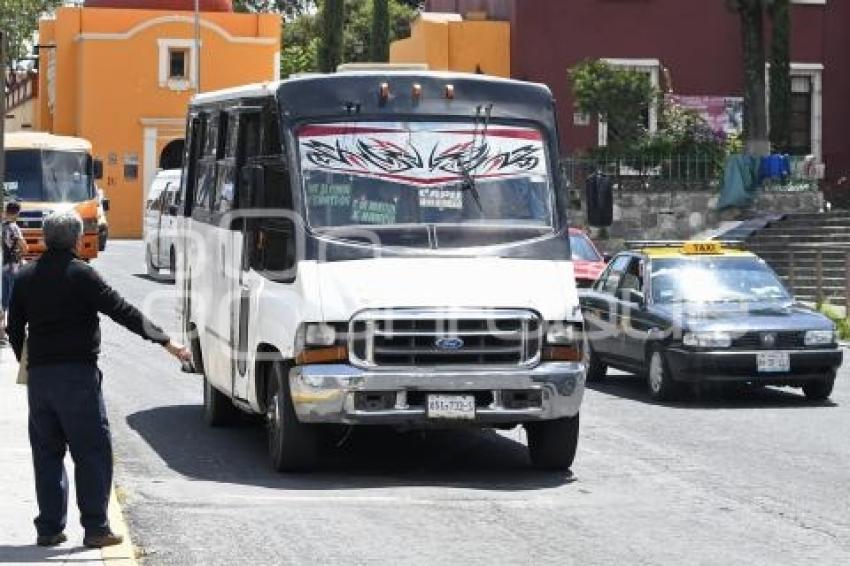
[682,241,723,254]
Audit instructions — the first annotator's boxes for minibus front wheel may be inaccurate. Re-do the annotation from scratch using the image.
[266,361,319,472]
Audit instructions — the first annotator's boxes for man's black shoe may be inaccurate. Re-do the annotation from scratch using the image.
[36,533,67,547]
[83,531,123,548]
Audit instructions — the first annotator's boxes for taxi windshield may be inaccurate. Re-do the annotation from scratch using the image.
[297,121,554,242]
[651,256,791,304]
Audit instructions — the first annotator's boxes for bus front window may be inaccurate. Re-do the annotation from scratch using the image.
[4,150,93,203]
[297,121,556,248]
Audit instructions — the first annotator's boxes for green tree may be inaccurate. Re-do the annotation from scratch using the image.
[370,0,390,62]
[0,0,63,64]
[569,59,657,153]
[768,0,791,153]
[318,0,345,72]
[232,0,311,17]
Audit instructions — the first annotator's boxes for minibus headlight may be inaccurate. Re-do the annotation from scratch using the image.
[83,217,99,233]
[305,323,337,347]
[543,321,583,362]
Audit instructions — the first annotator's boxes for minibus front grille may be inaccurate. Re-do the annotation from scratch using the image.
[349,309,542,368]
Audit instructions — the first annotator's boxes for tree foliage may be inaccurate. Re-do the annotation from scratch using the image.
[0,0,63,64]
[232,0,311,17]
[318,0,345,72]
[569,60,657,152]
[281,0,417,77]
[370,0,390,62]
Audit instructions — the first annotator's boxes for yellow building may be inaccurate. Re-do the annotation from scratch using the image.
[390,12,510,78]
[37,0,281,237]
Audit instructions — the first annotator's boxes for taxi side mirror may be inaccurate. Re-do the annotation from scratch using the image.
[93,159,104,180]
[101,198,110,212]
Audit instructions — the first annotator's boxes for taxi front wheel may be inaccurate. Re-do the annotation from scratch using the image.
[802,372,836,401]
[647,348,680,402]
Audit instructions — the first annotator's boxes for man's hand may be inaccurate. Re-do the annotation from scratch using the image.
[165,340,192,363]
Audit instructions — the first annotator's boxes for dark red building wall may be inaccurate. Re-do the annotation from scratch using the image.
[429,0,846,190]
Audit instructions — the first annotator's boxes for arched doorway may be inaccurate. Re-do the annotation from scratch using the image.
[159,139,184,170]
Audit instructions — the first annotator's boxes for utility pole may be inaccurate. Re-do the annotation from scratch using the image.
[194,0,201,93]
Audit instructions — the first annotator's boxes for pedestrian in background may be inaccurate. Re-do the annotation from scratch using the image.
[2,201,28,340]
[7,210,191,548]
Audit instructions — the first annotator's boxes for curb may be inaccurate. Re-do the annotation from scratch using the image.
[101,486,138,564]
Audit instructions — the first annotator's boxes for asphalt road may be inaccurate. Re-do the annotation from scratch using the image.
[95,240,850,566]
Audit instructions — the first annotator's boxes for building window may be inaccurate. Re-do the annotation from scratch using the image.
[158,39,197,91]
[789,75,812,156]
[598,58,661,147]
[168,48,189,80]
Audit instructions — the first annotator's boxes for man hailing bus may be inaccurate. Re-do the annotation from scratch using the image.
[7,210,191,548]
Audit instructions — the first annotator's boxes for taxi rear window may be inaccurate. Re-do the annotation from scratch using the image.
[650,256,790,304]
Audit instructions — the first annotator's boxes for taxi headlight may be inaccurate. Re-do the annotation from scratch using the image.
[683,331,732,348]
[805,330,836,346]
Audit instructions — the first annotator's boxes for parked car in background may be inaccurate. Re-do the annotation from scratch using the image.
[581,240,843,401]
[143,169,181,278]
[569,228,607,287]
[96,187,110,251]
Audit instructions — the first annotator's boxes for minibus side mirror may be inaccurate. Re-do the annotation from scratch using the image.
[102,198,110,212]
[93,159,104,180]
[585,173,613,227]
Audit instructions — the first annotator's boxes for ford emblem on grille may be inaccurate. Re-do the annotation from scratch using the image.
[435,337,464,350]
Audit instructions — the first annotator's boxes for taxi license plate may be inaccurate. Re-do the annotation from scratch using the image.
[757,351,790,373]
[427,395,476,420]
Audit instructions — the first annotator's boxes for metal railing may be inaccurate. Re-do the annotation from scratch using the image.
[781,244,850,315]
[563,153,821,193]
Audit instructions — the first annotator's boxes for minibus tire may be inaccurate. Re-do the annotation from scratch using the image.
[203,375,239,427]
[267,361,319,472]
[145,246,158,278]
[526,414,579,471]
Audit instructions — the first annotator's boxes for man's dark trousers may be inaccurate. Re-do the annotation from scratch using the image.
[27,363,112,537]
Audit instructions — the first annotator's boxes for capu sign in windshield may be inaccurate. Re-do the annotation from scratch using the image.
[298,122,553,230]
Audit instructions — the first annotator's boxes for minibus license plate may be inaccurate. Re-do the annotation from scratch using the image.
[427,395,475,420]
[757,351,790,373]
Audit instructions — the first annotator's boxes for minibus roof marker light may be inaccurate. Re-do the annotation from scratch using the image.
[444,84,455,100]
[379,82,390,105]
[412,83,423,103]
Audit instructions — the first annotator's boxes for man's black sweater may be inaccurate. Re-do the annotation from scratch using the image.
[8,249,170,367]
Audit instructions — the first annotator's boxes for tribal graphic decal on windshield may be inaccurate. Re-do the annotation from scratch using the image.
[298,123,547,187]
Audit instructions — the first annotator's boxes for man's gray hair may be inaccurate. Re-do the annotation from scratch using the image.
[43,210,84,251]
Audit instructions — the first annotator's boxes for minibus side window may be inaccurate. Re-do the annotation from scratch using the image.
[214,111,239,214]
[195,113,218,215]
[181,114,203,216]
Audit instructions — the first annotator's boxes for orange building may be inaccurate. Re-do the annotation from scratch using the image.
[37,0,281,237]
[390,12,510,78]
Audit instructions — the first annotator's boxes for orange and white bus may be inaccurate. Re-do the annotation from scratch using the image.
[3,132,107,260]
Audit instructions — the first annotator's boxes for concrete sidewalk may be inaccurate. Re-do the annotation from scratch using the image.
[0,346,136,564]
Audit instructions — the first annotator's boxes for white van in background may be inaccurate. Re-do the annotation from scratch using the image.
[143,168,182,278]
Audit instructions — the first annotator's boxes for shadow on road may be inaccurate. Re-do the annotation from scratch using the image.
[126,404,572,491]
[589,372,838,409]
[0,545,92,563]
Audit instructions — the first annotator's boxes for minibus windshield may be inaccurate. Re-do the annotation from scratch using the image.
[298,122,555,246]
[4,150,94,203]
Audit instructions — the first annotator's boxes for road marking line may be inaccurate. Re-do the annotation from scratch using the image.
[101,486,138,564]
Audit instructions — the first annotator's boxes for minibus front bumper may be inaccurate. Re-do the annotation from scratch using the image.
[288,362,585,425]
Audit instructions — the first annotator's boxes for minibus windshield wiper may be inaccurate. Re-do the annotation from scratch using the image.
[454,103,494,213]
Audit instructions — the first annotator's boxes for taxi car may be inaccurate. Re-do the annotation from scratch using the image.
[580,241,843,401]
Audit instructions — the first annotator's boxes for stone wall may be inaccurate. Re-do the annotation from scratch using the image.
[568,187,823,245]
